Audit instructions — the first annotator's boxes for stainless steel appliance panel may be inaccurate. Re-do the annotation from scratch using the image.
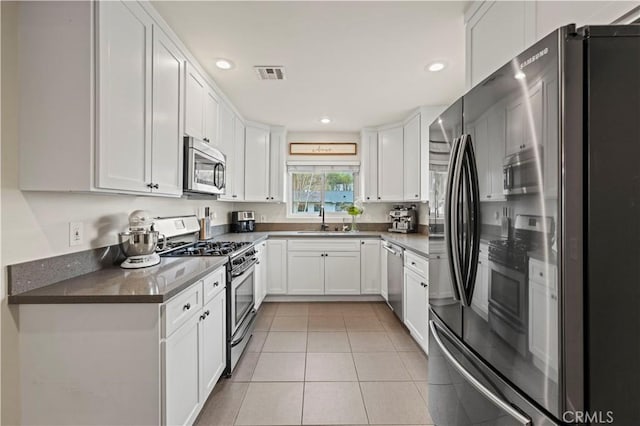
[383,242,404,321]
[184,136,226,195]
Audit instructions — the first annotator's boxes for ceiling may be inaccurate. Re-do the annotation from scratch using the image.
[152,1,469,131]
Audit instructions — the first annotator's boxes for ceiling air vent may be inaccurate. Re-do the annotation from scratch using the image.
[254,66,286,80]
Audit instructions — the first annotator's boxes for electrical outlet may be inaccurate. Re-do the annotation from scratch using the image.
[260,215,266,223]
[69,222,83,246]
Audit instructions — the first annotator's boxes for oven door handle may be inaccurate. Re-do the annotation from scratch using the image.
[231,259,258,278]
[429,321,532,426]
[231,309,257,347]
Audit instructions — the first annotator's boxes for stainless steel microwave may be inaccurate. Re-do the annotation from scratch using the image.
[183,137,226,196]
[502,146,542,195]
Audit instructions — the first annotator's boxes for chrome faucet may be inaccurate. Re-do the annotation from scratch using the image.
[319,206,329,231]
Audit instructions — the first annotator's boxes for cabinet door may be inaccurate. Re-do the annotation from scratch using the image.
[217,103,235,200]
[203,89,219,145]
[471,256,489,320]
[233,118,246,200]
[544,75,559,198]
[471,117,490,200]
[184,63,205,139]
[404,268,428,351]
[269,128,286,201]
[266,240,287,294]
[199,290,226,401]
[522,82,543,152]
[165,314,200,426]
[96,0,153,193]
[259,243,268,302]
[378,126,404,201]
[361,130,378,202]
[403,115,421,201]
[428,254,453,299]
[287,251,325,295]
[254,244,265,310]
[487,108,506,199]
[505,99,525,156]
[244,125,270,201]
[380,243,388,301]
[361,240,381,294]
[528,280,558,372]
[151,27,184,196]
[325,251,361,295]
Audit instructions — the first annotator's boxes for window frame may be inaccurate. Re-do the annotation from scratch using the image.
[286,170,360,220]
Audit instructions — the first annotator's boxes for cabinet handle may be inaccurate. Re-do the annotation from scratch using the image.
[361,241,365,245]
[478,260,482,265]
[377,196,381,200]
[421,282,428,288]
[203,138,210,143]
[366,196,370,200]
[415,194,418,198]
[436,255,441,259]
[183,303,191,311]
[539,272,543,277]
[152,184,159,189]
[146,183,153,188]
[199,314,206,321]
[411,261,416,266]
[214,281,219,287]
[551,294,557,300]
[205,310,210,316]
[256,261,260,264]
[487,194,492,198]
[232,195,237,198]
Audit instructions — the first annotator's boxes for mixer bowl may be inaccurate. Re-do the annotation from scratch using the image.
[119,230,163,257]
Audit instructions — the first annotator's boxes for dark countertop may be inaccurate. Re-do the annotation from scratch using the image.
[9,256,228,304]
[10,231,433,305]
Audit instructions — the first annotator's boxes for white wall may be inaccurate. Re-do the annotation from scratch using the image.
[0,3,234,423]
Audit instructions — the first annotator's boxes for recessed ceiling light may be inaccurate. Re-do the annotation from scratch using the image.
[427,62,446,72]
[320,117,331,124]
[215,59,234,70]
[514,71,526,80]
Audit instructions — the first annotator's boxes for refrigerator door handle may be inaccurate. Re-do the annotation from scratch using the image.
[450,136,468,305]
[429,321,532,426]
[461,134,481,306]
[444,137,463,301]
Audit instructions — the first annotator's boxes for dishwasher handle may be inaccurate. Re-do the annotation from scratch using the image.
[382,244,402,257]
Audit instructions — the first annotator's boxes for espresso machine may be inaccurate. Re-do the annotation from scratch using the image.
[388,205,417,234]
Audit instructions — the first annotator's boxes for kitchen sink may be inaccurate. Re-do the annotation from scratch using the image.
[295,231,350,235]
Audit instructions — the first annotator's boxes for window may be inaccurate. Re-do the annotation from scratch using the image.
[289,168,358,216]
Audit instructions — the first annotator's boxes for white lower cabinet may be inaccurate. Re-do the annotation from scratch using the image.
[361,240,381,294]
[404,268,429,354]
[471,243,489,320]
[528,259,558,373]
[287,251,325,295]
[163,266,227,426]
[325,251,362,295]
[254,241,267,308]
[165,314,200,426]
[266,240,288,294]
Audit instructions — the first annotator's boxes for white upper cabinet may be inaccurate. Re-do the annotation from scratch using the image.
[217,103,236,200]
[269,127,287,202]
[403,114,421,201]
[244,123,271,202]
[361,129,379,202]
[96,0,154,193]
[184,63,205,140]
[233,118,247,200]
[378,125,404,201]
[185,63,219,145]
[466,1,639,88]
[151,27,185,197]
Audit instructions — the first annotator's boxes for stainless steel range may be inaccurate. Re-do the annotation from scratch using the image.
[487,215,553,357]
[154,216,257,375]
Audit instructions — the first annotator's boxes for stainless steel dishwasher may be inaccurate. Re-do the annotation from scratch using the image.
[383,242,404,321]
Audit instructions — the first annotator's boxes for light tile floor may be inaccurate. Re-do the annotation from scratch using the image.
[195,302,433,426]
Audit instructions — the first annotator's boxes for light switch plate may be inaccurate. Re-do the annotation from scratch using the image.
[69,222,83,246]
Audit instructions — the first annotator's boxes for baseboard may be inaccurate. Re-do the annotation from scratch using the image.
[264,295,386,303]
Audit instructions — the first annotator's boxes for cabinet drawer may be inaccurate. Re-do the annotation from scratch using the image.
[287,238,361,252]
[203,266,226,304]
[405,250,428,278]
[529,260,557,291]
[164,283,203,337]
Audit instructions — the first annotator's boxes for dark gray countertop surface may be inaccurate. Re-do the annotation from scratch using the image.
[9,256,228,304]
[10,231,433,305]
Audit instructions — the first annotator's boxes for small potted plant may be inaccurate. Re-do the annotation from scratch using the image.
[344,202,364,232]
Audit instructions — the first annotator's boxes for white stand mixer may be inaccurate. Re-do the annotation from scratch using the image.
[119,210,164,269]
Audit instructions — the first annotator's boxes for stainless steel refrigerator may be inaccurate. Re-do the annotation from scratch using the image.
[428,24,640,425]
